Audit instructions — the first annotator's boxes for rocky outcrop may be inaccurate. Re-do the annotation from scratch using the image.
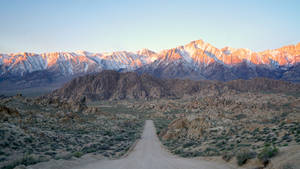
[0,105,19,122]
[225,77,300,92]
[37,95,87,113]
[160,115,212,140]
[49,70,173,101]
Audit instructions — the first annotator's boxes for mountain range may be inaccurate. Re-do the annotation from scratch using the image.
[1,39,300,90]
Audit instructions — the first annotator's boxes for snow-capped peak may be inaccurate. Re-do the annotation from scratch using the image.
[0,39,299,78]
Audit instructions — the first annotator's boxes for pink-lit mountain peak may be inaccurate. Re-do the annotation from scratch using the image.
[179,39,300,66]
[0,39,300,77]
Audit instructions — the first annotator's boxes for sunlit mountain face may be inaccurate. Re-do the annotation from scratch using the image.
[0,39,300,90]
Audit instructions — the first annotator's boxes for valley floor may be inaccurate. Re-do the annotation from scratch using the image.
[28,120,234,169]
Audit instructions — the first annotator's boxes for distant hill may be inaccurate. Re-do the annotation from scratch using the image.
[49,70,300,101]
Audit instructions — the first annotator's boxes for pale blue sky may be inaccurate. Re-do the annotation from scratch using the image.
[0,0,299,53]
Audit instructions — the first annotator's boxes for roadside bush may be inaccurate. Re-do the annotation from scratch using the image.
[1,155,45,169]
[55,153,73,160]
[258,145,278,165]
[183,142,194,148]
[81,144,98,153]
[73,151,83,158]
[236,149,256,166]
[174,149,183,155]
[222,152,233,162]
[45,151,56,157]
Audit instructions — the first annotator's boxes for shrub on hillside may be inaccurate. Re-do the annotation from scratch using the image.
[1,155,46,169]
[222,152,233,162]
[73,151,83,158]
[258,145,278,166]
[236,149,256,166]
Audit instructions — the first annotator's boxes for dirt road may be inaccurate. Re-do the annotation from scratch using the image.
[74,120,234,169]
